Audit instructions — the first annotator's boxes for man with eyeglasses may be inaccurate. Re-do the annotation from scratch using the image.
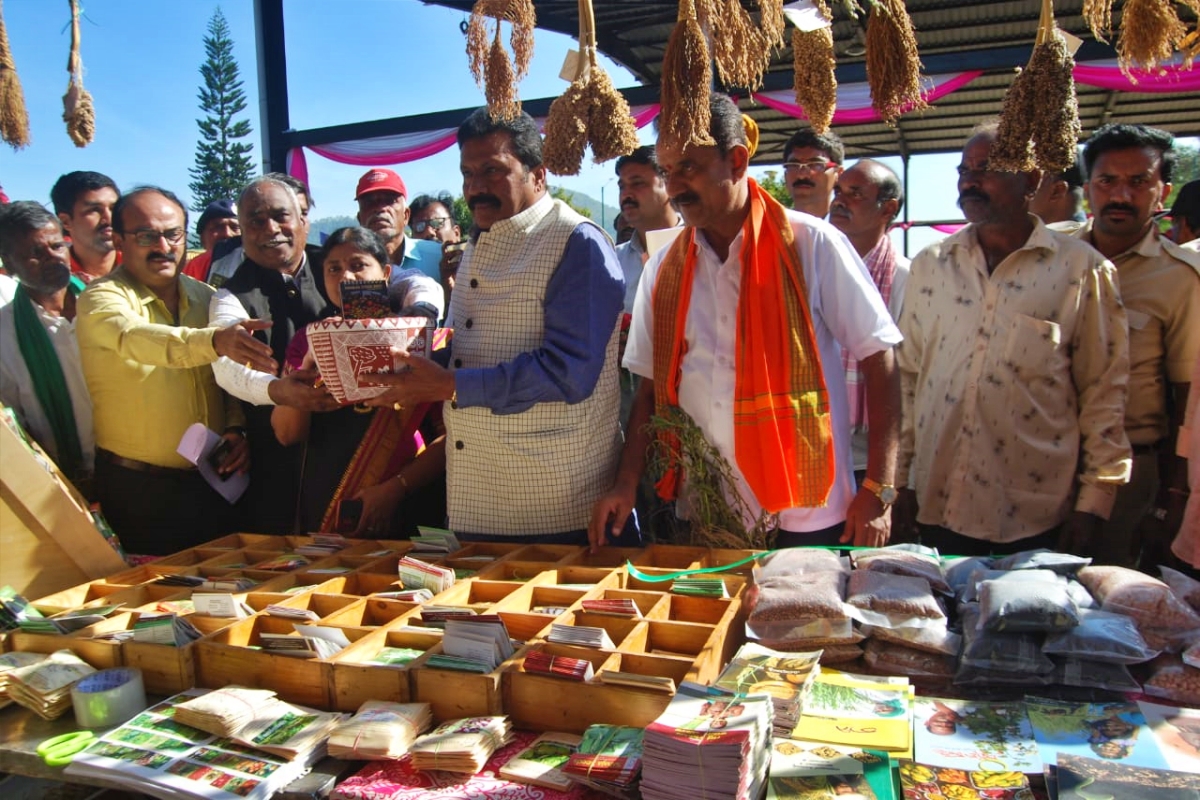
[829,159,910,482]
[410,193,464,307]
[355,169,444,292]
[781,130,844,218]
[76,187,279,554]
[894,122,1132,559]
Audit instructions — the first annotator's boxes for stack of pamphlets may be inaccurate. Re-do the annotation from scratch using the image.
[0,586,39,630]
[712,644,821,739]
[295,534,351,557]
[327,701,433,760]
[6,649,96,719]
[670,579,727,598]
[0,652,48,709]
[65,690,327,800]
[562,724,644,798]
[331,732,591,800]
[595,670,676,693]
[419,606,477,628]
[398,556,455,594]
[131,612,204,647]
[441,616,513,671]
[409,716,513,773]
[175,686,344,760]
[911,696,1041,774]
[260,625,352,660]
[765,740,893,800]
[368,647,426,668]
[796,670,914,756]
[373,588,434,603]
[252,553,311,571]
[499,731,583,790]
[899,760,1030,799]
[18,604,122,634]
[153,575,259,592]
[547,623,616,649]
[581,598,642,618]
[191,593,255,619]
[523,649,595,682]
[262,603,320,621]
[410,527,461,555]
[175,687,279,738]
[639,683,772,800]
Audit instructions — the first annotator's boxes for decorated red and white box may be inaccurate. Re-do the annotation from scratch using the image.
[307,317,433,404]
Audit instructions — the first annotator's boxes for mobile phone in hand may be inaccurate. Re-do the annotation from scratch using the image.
[335,499,364,533]
[207,438,234,480]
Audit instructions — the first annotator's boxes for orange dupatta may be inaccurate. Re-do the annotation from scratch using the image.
[650,178,835,512]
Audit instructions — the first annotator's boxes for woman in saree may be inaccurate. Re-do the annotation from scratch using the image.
[271,226,446,536]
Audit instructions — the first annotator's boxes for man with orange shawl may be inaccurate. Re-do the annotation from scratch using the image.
[590,94,902,550]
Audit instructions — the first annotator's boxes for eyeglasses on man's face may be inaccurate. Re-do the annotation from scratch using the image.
[783,160,839,175]
[411,217,453,235]
[130,228,187,248]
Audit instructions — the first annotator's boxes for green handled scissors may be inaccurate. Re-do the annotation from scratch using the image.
[37,730,96,767]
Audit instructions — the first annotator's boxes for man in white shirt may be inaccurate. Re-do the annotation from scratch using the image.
[591,94,902,551]
[0,202,95,489]
[829,159,911,477]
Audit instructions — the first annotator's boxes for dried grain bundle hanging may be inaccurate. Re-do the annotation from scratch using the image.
[543,0,638,175]
[465,0,536,120]
[0,0,31,150]
[1116,0,1188,74]
[791,0,837,135]
[1082,0,1114,42]
[865,0,927,125]
[660,0,715,150]
[586,63,639,163]
[1028,31,1081,172]
[62,0,93,147]
[709,0,772,90]
[989,65,1036,172]
[542,78,590,176]
[759,0,787,51]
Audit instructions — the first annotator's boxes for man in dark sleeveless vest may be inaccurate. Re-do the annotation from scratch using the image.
[210,176,338,533]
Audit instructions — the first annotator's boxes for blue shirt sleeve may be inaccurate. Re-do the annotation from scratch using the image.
[454,224,625,414]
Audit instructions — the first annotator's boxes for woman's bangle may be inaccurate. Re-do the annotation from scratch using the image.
[224,426,247,438]
[394,473,410,493]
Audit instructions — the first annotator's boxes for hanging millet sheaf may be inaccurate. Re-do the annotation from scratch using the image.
[63,0,94,147]
[0,0,31,149]
[659,0,715,150]
[990,0,1081,173]
[542,0,638,175]
[466,0,536,120]
[865,0,927,125]
[791,0,838,134]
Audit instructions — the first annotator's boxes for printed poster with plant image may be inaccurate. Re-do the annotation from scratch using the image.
[911,697,1041,774]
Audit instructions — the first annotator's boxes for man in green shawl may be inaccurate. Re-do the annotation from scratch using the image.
[0,202,95,490]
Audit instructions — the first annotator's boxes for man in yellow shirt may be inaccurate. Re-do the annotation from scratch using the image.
[77,187,276,555]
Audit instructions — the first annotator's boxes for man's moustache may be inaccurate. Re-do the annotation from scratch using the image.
[621,199,638,210]
[468,195,500,210]
[792,180,815,189]
[672,192,700,205]
[958,190,988,206]
[1102,203,1138,216]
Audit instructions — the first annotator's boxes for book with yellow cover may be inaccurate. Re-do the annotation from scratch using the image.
[792,670,914,755]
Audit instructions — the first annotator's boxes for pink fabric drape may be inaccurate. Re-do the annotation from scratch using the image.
[1073,59,1200,91]
[752,72,984,124]
[287,103,663,182]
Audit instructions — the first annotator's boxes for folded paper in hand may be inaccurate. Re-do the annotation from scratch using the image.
[177,423,248,504]
[306,317,433,404]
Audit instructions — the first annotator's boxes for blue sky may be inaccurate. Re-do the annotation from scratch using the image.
[5,1,1186,256]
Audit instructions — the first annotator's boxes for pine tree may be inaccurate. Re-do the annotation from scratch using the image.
[188,8,254,215]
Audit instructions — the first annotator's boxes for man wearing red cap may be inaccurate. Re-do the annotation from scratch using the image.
[355,169,445,291]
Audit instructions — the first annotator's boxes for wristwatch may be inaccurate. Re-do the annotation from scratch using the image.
[861,477,898,508]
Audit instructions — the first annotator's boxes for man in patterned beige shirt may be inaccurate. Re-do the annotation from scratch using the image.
[894,122,1132,557]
